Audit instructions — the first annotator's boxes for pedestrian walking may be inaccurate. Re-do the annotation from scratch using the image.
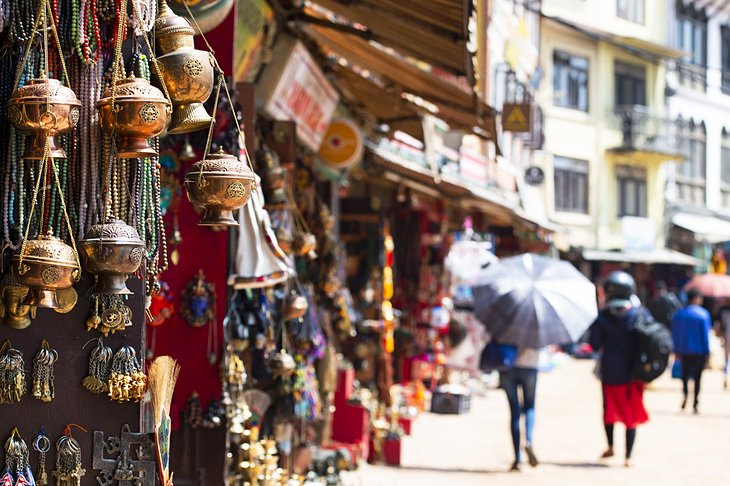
[715,299,730,389]
[588,271,649,468]
[648,280,682,329]
[672,289,712,413]
[500,347,540,471]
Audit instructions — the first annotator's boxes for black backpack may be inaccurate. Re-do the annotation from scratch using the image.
[631,310,673,383]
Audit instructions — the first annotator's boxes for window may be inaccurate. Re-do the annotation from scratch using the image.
[675,2,708,90]
[615,61,646,107]
[554,156,589,214]
[617,165,647,217]
[721,129,730,206]
[721,26,730,95]
[676,119,706,205]
[553,50,589,111]
[617,0,644,23]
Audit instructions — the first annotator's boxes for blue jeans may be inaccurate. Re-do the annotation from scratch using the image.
[500,367,538,463]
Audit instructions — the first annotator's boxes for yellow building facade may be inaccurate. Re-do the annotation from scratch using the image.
[538,0,683,253]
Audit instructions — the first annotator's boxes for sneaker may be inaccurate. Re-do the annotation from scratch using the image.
[525,444,539,467]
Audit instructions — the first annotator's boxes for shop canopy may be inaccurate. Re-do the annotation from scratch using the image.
[582,248,701,267]
[671,212,730,244]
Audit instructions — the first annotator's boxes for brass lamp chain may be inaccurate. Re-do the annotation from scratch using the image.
[180,0,258,186]
[108,0,128,121]
[197,73,223,189]
[130,0,172,106]
[286,184,311,234]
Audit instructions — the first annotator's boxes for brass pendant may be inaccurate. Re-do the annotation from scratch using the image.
[11,233,80,309]
[31,340,58,402]
[184,148,256,226]
[3,428,35,484]
[80,219,145,295]
[7,78,81,159]
[154,0,214,134]
[97,76,171,158]
[82,339,112,394]
[33,431,50,486]
[53,431,86,486]
[108,346,146,403]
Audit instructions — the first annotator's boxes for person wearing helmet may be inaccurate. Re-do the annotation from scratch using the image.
[588,271,649,467]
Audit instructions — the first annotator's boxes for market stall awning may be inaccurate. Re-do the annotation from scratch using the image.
[672,212,730,244]
[307,0,474,77]
[582,248,701,266]
[301,24,496,140]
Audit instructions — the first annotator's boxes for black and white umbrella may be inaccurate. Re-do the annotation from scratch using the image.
[472,253,597,348]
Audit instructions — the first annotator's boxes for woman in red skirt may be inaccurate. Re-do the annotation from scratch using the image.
[588,271,649,467]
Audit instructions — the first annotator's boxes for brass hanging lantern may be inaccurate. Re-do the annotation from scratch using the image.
[154,0,215,134]
[293,231,318,260]
[282,291,308,320]
[80,219,145,295]
[97,76,171,158]
[12,234,80,309]
[7,78,81,160]
[184,148,256,226]
[267,350,295,377]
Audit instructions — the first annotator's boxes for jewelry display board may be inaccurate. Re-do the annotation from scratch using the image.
[0,275,144,486]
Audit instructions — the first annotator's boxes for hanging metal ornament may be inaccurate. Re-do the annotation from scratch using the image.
[0,275,36,330]
[82,339,113,395]
[53,427,86,486]
[108,346,147,403]
[12,233,81,309]
[53,287,78,315]
[86,294,132,336]
[79,219,145,295]
[282,288,308,321]
[154,0,214,134]
[31,340,58,402]
[6,0,80,160]
[0,340,26,404]
[33,431,50,486]
[184,147,256,227]
[2,428,34,485]
[180,270,215,328]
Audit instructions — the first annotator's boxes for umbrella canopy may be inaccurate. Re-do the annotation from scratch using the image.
[472,254,598,348]
[683,273,730,298]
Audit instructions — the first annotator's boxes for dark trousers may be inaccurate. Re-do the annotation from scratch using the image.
[500,367,537,464]
[680,353,707,406]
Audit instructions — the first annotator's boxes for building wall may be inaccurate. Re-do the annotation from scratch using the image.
[540,0,674,251]
[665,1,730,214]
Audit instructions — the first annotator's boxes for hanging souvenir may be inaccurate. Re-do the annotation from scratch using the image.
[202,399,226,428]
[108,346,147,403]
[82,339,113,395]
[184,392,203,429]
[31,340,57,402]
[33,431,50,486]
[0,340,26,404]
[282,288,308,321]
[148,357,180,486]
[80,219,145,295]
[154,0,214,134]
[0,275,36,330]
[53,287,78,315]
[52,426,85,486]
[148,281,174,327]
[2,428,34,486]
[86,295,133,336]
[7,0,80,160]
[184,147,256,226]
[180,270,215,328]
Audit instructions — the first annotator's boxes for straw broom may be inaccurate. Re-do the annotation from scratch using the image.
[148,356,180,486]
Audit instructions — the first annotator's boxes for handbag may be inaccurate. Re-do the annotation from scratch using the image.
[479,341,518,372]
[671,359,682,379]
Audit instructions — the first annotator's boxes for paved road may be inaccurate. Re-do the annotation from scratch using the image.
[349,359,730,485]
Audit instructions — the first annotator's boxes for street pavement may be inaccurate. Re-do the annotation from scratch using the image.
[348,358,730,485]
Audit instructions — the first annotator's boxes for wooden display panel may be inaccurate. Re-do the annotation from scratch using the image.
[0,275,144,486]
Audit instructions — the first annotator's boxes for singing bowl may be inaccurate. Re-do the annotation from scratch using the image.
[80,219,146,295]
[97,77,171,158]
[12,234,79,309]
[7,78,81,159]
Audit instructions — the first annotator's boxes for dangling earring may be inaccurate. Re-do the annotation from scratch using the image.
[108,346,146,403]
[32,340,58,402]
[0,340,26,404]
[53,425,86,486]
[82,339,113,394]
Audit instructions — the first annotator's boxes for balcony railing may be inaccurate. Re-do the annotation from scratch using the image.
[610,105,686,157]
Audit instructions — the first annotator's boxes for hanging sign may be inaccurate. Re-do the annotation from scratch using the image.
[317,118,364,170]
[259,37,340,151]
[524,166,545,186]
[502,102,532,132]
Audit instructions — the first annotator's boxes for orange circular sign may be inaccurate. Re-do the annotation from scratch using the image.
[318,118,363,169]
